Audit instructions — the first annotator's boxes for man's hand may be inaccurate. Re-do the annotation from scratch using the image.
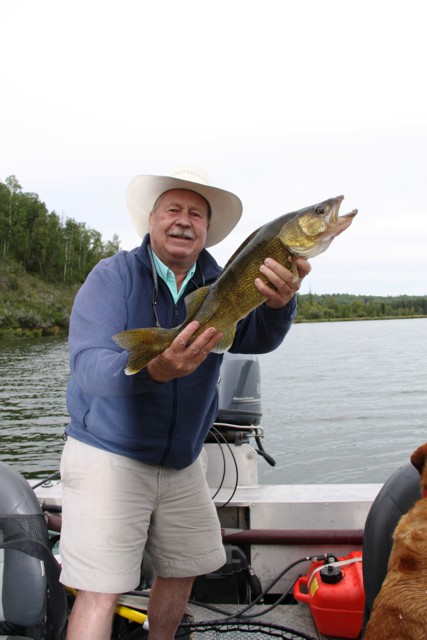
[147,321,223,384]
[255,257,311,309]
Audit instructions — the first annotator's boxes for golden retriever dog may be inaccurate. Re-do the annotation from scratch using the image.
[364,443,427,639]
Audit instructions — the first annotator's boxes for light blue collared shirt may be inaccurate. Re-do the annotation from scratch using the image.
[151,251,197,303]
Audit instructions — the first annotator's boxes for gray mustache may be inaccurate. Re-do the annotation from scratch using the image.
[169,230,196,240]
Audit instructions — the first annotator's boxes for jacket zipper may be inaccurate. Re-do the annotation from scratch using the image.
[157,276,204,466]
[158,294,181,466]
[159,377,179,466]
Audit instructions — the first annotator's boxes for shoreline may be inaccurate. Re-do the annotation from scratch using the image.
[1,314,426,340]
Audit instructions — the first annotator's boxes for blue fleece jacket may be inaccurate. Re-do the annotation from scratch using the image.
[65,236,297,469]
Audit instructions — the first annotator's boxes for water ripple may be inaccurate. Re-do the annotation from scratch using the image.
[0,336,69,479]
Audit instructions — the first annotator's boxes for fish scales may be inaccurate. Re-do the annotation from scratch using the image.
[113,196,357,374]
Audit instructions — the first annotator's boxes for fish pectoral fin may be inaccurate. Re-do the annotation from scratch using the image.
[211,325,236,354]
[113,327,176,375]
[291,259,299,283]
[184,286,211,320]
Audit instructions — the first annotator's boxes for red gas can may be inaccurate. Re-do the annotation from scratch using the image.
[294,551,365,639]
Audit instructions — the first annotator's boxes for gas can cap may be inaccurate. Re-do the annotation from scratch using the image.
[320,565,343,584]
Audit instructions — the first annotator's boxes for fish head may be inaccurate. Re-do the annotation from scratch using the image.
[279,195,357,259]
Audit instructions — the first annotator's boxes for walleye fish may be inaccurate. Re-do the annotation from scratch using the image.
[114,196,357,374]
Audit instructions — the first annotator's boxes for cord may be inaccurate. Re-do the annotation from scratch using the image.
[208,428,227,500]
[190,554,328,622]
[209,426,239,509]
[31,471,61,490]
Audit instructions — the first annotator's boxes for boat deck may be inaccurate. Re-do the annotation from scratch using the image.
[190,602,340,640]
[35,478,378,640]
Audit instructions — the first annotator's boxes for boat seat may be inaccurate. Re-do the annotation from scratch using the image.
[362,461,420,630]
[0,461,67,639]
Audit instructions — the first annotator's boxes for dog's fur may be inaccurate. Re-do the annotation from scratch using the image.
[364,443,427,639]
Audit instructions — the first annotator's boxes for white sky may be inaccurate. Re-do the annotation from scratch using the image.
[1,0,426,296]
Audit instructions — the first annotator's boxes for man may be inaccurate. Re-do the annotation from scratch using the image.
[59,167,311,640]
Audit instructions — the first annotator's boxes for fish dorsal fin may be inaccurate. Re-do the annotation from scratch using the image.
[184,286,211,321]
[222,227,261,270]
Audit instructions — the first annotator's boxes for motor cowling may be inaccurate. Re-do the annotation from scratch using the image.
[216,353,262,426]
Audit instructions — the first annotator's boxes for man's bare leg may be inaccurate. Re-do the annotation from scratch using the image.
[66,590,119,640]
[147,576,195,640]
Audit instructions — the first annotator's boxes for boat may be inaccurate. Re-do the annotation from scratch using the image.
[0,352,418,640]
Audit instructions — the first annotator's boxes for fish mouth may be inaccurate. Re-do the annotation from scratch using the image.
[289,196,358,260]
[327,196,358,236]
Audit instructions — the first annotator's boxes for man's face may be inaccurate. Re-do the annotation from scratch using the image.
[149,189,210,270]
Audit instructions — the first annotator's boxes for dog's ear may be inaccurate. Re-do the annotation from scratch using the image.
[410,443,427,475]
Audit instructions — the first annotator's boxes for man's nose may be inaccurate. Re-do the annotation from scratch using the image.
[176,210,192,225]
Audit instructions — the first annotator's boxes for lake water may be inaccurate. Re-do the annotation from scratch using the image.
[0,318,426,484]
[258,318,426,484]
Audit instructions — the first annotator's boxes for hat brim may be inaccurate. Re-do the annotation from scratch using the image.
[126,175,242,247]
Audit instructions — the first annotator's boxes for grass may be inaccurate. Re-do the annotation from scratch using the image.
[0,259,79,338]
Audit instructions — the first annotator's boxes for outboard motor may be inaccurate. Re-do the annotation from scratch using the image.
[209,352,275,468]
[0,461,67,639]
[216,352,262,426]
[199,354,268,602]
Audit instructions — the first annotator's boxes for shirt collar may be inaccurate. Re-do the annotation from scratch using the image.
[151,250,196,303]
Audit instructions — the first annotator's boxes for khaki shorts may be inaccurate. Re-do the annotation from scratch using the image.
[59,437,225,593]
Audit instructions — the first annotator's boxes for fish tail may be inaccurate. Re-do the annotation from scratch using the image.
[113,327,177,375]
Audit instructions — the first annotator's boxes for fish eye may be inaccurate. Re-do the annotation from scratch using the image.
[315,205,326,215]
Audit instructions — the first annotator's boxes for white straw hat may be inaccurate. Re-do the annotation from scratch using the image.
[126,166,243,247]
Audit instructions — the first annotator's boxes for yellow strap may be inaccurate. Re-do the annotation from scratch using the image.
[115,604,148,625]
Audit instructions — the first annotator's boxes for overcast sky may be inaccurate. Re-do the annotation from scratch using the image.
[2,0,426,296]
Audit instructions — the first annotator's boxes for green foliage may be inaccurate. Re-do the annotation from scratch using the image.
[0,175,121,284]
[0,259,80,337]
[296,292,427,322]
[0,175,122,336]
